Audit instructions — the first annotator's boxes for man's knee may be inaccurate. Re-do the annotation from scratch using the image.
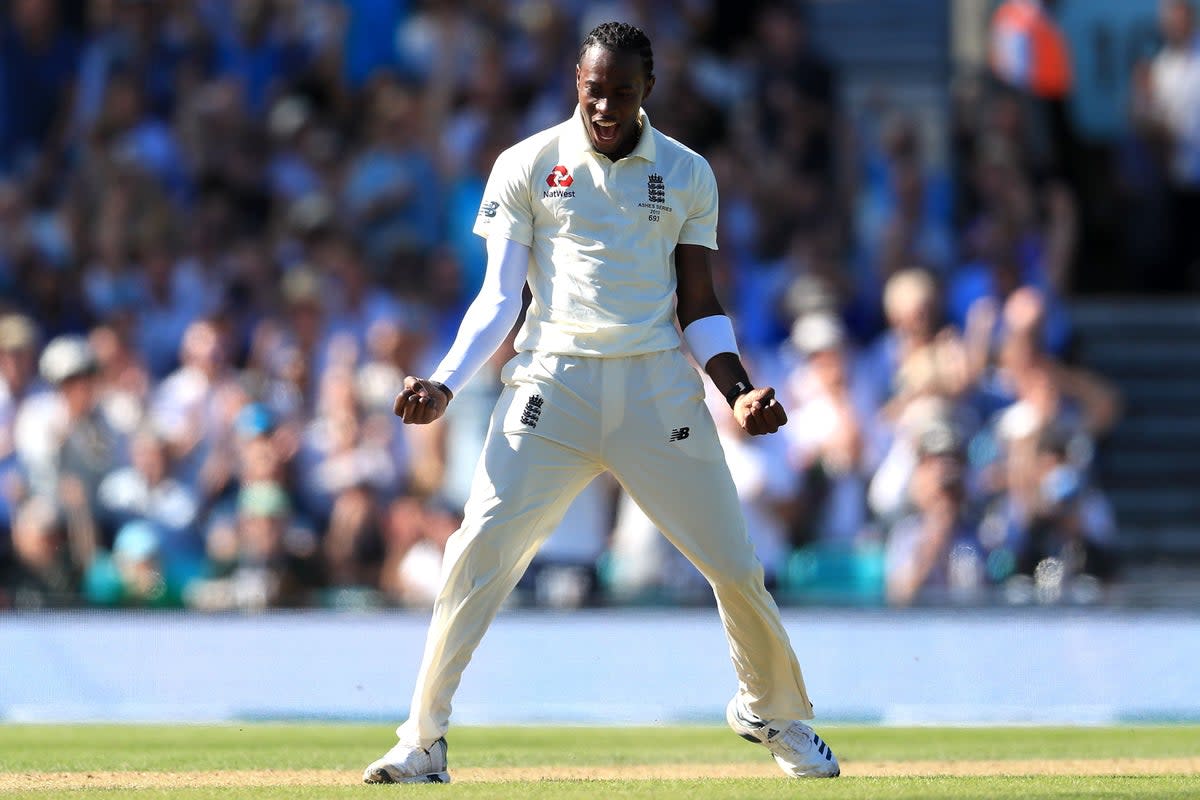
[701,546,765,589]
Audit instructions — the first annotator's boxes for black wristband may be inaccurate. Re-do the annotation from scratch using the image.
[724,380,753,408]
[429,381,453,402]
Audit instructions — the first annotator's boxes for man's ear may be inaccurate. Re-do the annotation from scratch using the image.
[642,74,656,104]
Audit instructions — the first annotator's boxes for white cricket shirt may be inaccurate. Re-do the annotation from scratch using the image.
[473,105,719,357]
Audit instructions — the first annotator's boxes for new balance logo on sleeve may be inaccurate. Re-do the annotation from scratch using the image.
[668,427,690,442]
[520,395,544,427]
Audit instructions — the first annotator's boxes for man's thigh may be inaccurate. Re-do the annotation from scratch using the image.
[604,352,757,578]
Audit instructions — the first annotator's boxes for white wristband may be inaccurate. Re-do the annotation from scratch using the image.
[682,314,740,369]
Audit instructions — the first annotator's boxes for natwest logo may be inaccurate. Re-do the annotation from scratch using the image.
[546,165,574,187]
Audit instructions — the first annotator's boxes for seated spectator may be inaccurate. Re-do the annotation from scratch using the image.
[84,519,188,608]
[0,497,81,609]
[783,312,871,545]
[12,351,71,505]
[299,367,399,526]
[0,314,45,533]
[987,288,1121,445]
[96,424,201,555]
[0,313,45,443]
[341,76,440,272]
[323,479,386,594]
[869,395,977,526]
[35,336,127,553]
[189,481,319,610]
[378,496,457,608]
[1009,426,1118,594]
[867,268,979,422]
[89,321,152,436]
[150,318,240,490]
[232,402,296,488]
[133,231,219,380]
[948,205,1074,356]
[884,417,986,607]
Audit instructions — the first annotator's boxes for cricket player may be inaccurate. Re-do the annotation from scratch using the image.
[364,21,840,782]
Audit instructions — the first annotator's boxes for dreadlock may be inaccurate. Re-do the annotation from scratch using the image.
[578,21,654,80]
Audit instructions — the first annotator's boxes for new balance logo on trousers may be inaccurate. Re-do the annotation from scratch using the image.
[668,427,690,442]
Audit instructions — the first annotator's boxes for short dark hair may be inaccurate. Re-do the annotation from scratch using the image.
[578,21,654,80]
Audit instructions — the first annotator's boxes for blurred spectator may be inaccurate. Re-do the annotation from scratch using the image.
[378,495,455,607]
[854,110,956,314]
[210,0,314,116]
[314,234,411,364]
[341,75,440,273]
[189,480,318,610]
[989,0,1073,101]
[89,320,151,435]
[884,415,985,607]
[38,335,126,555]
[783,313,871,546]
[1139,0,1200,290]
[0,314,44,529]
[90,67,191,203]
[865,268,976,422]
[1014,426,1118,589]
[971,289,1121,594]
[949,203,1074,356]
[83,518,188,608]
[149,318,239,491]
[134,228,221,379]
[0,496,80,609]
[870,396,966,526]
[986,287,1121,451]
[299,366,398,525]
[0,0,80,178]
[1121,61,1176,289]
[746,2,835,181]
[266,95,329,204]
[96,424,200,554]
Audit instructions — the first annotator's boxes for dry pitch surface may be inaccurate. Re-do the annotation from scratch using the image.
[4,757,1200,790]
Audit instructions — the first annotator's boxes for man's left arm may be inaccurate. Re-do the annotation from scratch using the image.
[675,243,787,436]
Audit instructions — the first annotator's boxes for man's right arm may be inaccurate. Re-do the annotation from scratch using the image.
[393,235,529,425]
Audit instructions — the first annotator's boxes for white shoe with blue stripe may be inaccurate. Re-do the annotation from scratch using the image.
[362,737,451,784]
[726,697,840,778]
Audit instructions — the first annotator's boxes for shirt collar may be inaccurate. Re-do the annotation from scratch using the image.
[567,105,656,163]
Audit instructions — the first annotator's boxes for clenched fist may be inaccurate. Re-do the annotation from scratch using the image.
[393,377,451,425]
[733,386,787,436]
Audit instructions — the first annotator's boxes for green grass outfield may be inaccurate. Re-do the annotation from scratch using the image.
[2,724,1198,799]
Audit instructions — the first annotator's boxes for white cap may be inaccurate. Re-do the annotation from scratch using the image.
[790,312,845,355]
[39,335,98,385]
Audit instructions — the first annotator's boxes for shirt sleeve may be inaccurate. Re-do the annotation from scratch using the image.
[429,236,529,395]
[472,147,534,246]
[677,157,719,250]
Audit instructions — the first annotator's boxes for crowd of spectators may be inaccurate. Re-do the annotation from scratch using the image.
[5,0,1179,611]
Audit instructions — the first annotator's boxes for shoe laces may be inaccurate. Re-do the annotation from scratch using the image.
[766,721,816,754]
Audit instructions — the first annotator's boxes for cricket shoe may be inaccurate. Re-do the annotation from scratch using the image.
[362,737,450,784]
[726,697,840,778]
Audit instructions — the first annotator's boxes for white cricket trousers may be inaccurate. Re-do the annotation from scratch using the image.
[397,349,813,747]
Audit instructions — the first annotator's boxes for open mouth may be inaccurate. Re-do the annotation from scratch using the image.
[591,119,620,148]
